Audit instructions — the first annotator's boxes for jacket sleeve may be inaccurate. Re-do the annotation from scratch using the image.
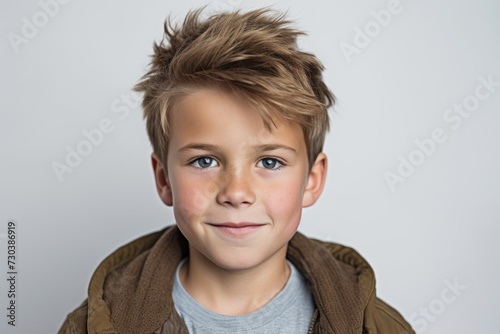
[58,300,89,334]
[365,297,415,334]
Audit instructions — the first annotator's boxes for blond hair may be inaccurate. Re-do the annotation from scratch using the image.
[134,7,335,170]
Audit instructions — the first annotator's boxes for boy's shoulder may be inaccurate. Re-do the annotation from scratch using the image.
[287,233,415,333]
[59,226,414,334]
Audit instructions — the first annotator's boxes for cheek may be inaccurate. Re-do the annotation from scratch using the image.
[171,176,212,224]
[264,179,304,222]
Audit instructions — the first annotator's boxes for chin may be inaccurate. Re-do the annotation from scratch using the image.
[209,251,266,271]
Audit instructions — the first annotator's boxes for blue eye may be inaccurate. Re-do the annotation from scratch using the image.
[191,157,218,168]
[258,158,283,170]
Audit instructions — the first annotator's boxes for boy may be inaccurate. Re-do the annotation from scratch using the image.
[59,7,414,334]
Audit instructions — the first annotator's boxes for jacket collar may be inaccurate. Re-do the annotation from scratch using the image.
[86,225,376,334]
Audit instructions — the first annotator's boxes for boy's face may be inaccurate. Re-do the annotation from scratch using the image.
[152,88,327,271]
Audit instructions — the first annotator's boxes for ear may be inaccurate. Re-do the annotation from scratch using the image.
[302,152,327,207]
[151,152,173,206]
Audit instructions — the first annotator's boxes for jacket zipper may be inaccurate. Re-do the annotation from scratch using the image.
[308,309,319,334]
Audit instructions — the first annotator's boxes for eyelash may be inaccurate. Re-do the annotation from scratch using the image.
[189,156,218,170]
[188,156,285,171]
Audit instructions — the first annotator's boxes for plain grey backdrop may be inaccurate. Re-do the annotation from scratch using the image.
[1,0,499,333]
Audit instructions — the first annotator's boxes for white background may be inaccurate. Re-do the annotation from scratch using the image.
[1,0,499,333]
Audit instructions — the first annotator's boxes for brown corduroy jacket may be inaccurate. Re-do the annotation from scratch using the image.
[58,225,415,334]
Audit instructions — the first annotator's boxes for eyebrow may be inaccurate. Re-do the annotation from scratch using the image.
[256,144,297,155]
[178,143,222,154]
[177,143,297,155]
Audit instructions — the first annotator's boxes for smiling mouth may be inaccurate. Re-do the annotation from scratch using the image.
[207,222,266,236]
[208,222,265,228]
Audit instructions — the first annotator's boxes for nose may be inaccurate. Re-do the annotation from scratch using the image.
[216,167,255,208]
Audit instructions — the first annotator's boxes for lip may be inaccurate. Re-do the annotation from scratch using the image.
[214,222,264,228]
[208,222,266,237]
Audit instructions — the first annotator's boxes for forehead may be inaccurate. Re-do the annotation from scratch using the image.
[169,89,306,150]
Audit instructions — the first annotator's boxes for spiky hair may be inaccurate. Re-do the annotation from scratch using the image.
[134,7,335,169]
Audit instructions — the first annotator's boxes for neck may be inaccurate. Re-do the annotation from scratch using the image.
[179,245,291,315]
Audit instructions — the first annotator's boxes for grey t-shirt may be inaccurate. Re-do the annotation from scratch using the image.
[172,258,315,334]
